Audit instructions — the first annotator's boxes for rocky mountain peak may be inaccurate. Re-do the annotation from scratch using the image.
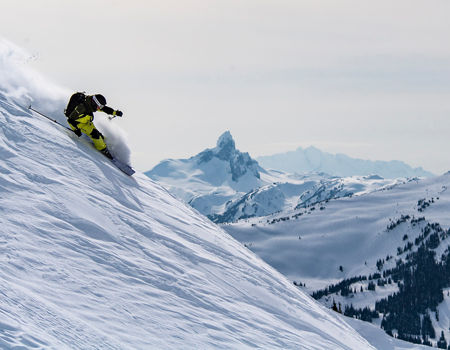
[217,131,235,149]
[216,131,236,161]
[194,131,261,182]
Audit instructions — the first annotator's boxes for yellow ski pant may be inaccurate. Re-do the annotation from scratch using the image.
[69,115,107,151]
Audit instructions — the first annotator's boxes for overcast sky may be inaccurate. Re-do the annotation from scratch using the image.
[1,0,450,174]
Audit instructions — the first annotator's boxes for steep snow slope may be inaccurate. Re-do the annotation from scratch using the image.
[0,45,376,349]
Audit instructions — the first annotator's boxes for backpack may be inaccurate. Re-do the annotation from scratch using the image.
[64,92,86,118]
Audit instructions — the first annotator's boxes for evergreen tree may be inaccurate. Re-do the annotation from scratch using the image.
[437,331,447,349]
[332,300,338,312]
[422,314,435,339]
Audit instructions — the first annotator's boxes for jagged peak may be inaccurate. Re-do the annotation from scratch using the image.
[215,131,237,162]
[216,131,235,150]
[191,131,261,182]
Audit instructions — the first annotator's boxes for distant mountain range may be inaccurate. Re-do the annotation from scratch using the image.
[257,146,434,179]
[146,132,410,223]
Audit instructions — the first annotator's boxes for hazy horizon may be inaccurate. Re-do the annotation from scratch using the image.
[2,0,449,174]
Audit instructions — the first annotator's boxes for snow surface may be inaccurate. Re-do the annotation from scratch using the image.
[224,172,450,347]
[346,317,430,350]
[224,175,450,287]
[0,40,382,349]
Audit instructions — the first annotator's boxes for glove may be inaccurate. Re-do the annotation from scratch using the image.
[73,128,82,137]
[114,110,123,117]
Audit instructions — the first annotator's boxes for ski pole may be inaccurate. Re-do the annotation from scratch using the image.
[28,105,76,134]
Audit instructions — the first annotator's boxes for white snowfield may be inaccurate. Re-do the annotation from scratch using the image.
[224,174,450,289]
[0,39,430,350]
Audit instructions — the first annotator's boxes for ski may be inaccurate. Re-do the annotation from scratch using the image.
[110,157,135,176]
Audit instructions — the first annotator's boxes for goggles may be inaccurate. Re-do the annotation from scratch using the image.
[92,95,105,109]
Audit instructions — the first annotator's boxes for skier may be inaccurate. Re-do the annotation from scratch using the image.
[65,93,123,159]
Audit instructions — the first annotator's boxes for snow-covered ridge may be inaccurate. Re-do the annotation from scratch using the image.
[213,175,409,223]
[146,130,266,217]
[146,132,405,223]
[0,40,378,349]
[257,146,434,179]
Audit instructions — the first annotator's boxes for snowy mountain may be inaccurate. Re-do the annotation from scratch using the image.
[256,146,434,179]
[146,133,404,223]
[224,173,450,347]
[146,131,265,215]
[210,175,407,224]
[0,39,394,350]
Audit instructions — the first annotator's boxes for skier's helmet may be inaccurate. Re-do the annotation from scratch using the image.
[92,94,106,109]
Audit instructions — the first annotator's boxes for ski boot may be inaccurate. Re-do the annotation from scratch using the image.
[101,147,113,160]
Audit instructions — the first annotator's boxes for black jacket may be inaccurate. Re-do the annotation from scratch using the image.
[68,95,116,122]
